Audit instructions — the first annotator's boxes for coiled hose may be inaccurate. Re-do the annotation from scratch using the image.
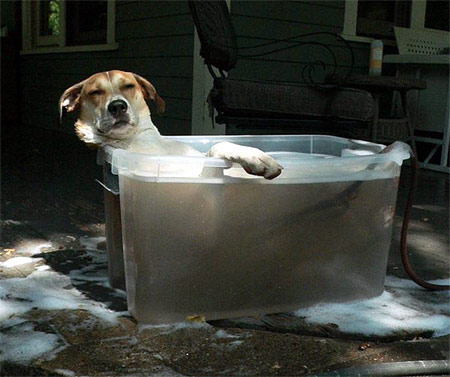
[312,147,450,377]
[316,359,449,376]
[400,153,449,291]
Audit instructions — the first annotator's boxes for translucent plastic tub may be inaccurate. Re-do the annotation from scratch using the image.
[102,135,410,324]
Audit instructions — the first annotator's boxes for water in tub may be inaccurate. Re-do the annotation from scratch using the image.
[118,149,399,322]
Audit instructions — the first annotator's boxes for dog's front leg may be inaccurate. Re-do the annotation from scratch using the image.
[206,142,283,180]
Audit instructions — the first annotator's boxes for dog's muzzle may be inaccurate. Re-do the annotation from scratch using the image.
[97,98,136,138]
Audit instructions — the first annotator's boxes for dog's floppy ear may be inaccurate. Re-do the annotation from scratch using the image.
[59,79,86,124]
[133,73,165,115]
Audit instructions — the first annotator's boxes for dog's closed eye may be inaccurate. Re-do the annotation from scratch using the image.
[89,89,104,96]
[123,84,135,90]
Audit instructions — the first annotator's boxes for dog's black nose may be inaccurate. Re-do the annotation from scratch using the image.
[108,100,128,117]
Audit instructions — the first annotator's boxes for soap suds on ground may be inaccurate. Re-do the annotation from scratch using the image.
[1,235,449,365]
[0,323,61,363]
[0,237,120,364]
[294,276,450,337]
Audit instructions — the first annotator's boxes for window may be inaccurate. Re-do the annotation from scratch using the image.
[342,0,449,43]
[66,1,108,46]
[424,0,449,31]
[356,1,410,40]
[22,0,117,54]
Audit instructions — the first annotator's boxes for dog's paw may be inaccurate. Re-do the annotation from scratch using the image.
[240,151,283,180]
[206,142,283,179]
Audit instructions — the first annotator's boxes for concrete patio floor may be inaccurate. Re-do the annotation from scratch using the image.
[1,128,449,376]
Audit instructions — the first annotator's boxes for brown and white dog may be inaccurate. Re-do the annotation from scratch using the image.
[59,70,282,179]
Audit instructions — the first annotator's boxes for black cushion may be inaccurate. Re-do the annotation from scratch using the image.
[210,78,375,122]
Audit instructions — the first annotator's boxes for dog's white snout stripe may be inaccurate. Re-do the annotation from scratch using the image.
[105,72,131,110]
[106,71,114,91]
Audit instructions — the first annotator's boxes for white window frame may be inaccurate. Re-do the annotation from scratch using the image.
[21,0,117,55]
[341,0,449,44]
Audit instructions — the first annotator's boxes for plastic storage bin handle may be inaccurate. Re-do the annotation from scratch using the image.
[380,141,412,165]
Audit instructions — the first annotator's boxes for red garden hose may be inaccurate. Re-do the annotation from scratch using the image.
[400,153,449,291]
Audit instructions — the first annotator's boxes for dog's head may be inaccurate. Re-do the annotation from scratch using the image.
[59,70,165,145]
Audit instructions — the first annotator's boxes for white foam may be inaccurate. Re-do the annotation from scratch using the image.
[214,329,241,339]
[138,321,245,347]
[0,328,60,363]
[294,276,450,337]
[0,269,121,325]
[36,265,51,272]
[0,241,124,366]
[1,257,40,268]
[15,241,54,256]
[53,369,76,376]
[139,320,211,335]
[0,262,125,365]
[3,219,24,226]
[211,340,243,350]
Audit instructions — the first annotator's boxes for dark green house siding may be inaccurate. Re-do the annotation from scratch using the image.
[18,1,371,136]
[20,0,194,136]
[230,1,369,83]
